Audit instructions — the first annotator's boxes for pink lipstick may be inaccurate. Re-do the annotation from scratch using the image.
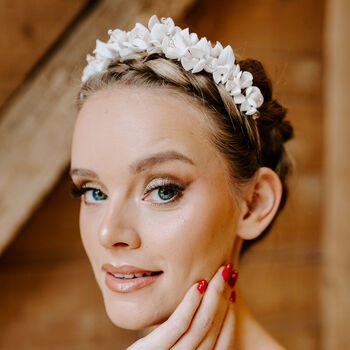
[102,264,163,293]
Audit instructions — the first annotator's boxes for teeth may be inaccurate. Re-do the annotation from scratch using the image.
[111,272,156,279]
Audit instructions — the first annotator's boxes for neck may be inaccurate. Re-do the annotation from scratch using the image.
[141,285,285,349]
[234,285,285,349]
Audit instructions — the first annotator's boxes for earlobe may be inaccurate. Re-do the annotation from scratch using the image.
[236,167,282,240]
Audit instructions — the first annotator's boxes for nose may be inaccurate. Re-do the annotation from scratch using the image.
[97,195,141,249]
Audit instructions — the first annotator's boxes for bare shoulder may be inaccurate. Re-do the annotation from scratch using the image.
[237,307,286,350]
[244,325,286,350]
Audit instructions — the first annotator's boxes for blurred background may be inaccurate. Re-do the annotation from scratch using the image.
[0,0,348,349]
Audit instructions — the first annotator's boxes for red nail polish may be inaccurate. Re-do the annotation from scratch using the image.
[222,263,233,283]
[228,270,239,288]
[197,280,208,294]
[230,290,236,303]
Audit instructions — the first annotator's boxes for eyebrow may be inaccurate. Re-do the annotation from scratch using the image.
[69,150,195,179]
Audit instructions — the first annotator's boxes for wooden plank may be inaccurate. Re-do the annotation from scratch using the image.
[185,0,324,54]
[322,0,350,348]
[0,171,83,266]
[0,0,195,255]
[0,0,89,108]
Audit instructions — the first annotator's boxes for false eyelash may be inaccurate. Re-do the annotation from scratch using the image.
[70,178,187,205]
[70,183,87,198]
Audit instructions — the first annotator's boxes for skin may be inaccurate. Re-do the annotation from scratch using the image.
[70,85,285,348]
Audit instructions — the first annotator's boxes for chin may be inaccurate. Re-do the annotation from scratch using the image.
[103,298,170,330]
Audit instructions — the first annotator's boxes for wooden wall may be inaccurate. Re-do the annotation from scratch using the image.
[0,0,328,349]
[322,0,350,347]
[0,0,90,109]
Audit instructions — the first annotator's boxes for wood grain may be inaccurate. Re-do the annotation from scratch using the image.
[0,0,89,108]
[0,0,195,255]
[322,0,350,347]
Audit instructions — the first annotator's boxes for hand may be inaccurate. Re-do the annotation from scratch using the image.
[127,264,238,350]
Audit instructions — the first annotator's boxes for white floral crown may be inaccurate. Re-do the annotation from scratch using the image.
[82,15,264,116]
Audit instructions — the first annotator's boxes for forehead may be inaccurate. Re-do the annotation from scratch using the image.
[71,86,227,177]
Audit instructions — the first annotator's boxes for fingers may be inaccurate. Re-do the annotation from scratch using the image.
[198,270,238,349]
[213,302,236,350]
[196,297,230,349]
[197,266,238,350]
[171,264,237,349]
[127,281,206,350]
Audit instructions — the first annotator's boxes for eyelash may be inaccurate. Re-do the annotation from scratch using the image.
[70,177,186,206]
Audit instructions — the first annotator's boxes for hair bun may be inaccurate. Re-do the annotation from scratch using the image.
[259,100,293,143]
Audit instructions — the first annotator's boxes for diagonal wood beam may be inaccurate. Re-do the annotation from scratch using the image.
[0,0,195,254]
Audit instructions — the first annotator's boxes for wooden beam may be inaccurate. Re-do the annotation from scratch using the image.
[322,0,350,348]
[0,0,195,254]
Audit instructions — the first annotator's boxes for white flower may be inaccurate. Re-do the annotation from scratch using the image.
[211,41,223,58]
[106,29,133,58]
[148,15,181,51]
[181,37,210,73]
[202,41,222,73]
[81,14,264,118]
[239,86,264,115]
[81,62,95,83]
[225,70,253,96]
[108,28,127,45]
[161,28,189,59]
[93,40,115,59]
[213,45,235,83]
[203,56,218,73]
[233,94,246,105]
[82,54,111,82]
[148,14,160,31]
[124,23,151,53]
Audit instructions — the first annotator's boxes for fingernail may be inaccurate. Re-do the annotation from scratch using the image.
[228,269,239,288]
[197,280,208,294]
[230,290,236,303]
[222,263,233,283]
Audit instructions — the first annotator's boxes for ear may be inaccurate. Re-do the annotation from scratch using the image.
[236,167,282,240]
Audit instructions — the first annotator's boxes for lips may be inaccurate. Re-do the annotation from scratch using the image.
[102,264,163,293]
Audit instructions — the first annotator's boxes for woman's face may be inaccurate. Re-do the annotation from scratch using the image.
[70,86,240,329]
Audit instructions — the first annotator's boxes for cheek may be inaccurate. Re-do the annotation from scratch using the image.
[140,179,237,278]
[79,204,102,260]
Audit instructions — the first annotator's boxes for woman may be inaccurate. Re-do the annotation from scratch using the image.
[69,15,293,349]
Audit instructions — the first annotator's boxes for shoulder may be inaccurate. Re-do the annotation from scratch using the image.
[242,319,286,350]
[236,304,286,350]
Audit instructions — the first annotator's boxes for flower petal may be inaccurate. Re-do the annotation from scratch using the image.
[192,58,206,73]
[218,45,235,66]
[148,14,160,30]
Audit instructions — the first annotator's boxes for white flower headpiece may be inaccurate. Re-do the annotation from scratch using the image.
[82,15,264,116]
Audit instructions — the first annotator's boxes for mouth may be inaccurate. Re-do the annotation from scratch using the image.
[102,264,163,293]
[109,271,162,279]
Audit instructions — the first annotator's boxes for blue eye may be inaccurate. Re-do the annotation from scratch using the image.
[85,188,108,202]
[70,183,107,204]
[143,178,185,205]
[147,186,176,202]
